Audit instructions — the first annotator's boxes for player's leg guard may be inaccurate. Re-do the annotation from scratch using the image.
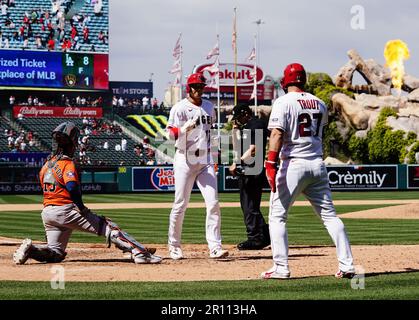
[104,218,147,253]
[104,218,162,264]
[13,238,66,264]
[29,245,67,263]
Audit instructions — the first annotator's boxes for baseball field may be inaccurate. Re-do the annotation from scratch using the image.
[0,191,418,300]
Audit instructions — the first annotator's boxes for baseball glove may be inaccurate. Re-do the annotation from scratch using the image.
[145,247,156,254]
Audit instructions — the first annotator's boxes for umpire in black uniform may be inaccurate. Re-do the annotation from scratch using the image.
[229,104,270,250]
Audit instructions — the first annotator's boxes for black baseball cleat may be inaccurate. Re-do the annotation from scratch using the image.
[237,240,270,250]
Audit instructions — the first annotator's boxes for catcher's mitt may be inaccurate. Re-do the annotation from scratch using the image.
[145,247,156,254]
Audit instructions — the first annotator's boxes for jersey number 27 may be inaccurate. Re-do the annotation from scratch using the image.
[298,112,322,137]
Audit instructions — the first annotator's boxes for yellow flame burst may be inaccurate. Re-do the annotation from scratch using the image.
[384,39,410,91]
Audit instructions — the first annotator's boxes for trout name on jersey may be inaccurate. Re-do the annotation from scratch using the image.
[297,99,321,110]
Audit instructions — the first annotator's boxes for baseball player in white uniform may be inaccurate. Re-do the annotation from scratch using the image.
[166,72,228,260]
[261,63,355,279]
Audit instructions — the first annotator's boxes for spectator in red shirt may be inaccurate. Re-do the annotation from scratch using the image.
[61,37,72,52]
[19,25,25,41]
[47,37,55,51]
[71,25,77,39]
[97,30,107,44]
[23,15,29,25]
[83,26,89,43]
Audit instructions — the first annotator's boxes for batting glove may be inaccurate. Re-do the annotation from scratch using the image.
[180,118,198,134]
[265,150,279,193]
[265,160,278,193]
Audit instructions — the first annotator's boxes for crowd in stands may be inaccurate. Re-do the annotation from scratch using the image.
[4,127,36,152]
[112,95,168,117]
[75,117,158,166]
[9,94,104,107]
[133,136,157,166]
[0,0,107,52]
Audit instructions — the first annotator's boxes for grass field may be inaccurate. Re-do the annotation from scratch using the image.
[1,191,418,301]
[0,190,418,204]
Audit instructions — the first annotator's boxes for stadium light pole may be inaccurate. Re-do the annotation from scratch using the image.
[252,19,265,70]
[149,73,154,82]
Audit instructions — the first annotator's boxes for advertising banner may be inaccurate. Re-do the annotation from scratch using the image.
[13,106,103,118]
[194,63,264,86]
[109,81,153,99]
[132,166,198,191]
[223,165,399,191]
[0,152,49,164]
[327,165,398,190]
[0,182,117,194]
[0,49,108,90]
[407,165,419,189]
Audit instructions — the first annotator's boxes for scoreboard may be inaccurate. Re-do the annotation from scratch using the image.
[0,49,108,90]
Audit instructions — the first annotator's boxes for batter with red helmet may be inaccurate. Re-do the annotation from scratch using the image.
[166,72,228,260]
[261,63,355,279]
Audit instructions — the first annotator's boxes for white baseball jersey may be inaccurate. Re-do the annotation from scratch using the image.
[268,92,328,159]
[167,97,224,253]
[167,98,215,152]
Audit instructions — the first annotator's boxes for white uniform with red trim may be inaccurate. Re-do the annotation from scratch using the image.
[166,98,224,253]
[267,91,354,275]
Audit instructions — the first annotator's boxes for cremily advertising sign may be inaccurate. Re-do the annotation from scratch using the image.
[327,165,398,190]
[223,165,398,191]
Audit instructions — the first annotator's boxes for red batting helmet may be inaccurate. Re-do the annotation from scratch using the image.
[280,63,307,89]
[186,72,206,93]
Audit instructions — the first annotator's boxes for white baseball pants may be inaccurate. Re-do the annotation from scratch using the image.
[168,151,223,251]
[269,158,354,274]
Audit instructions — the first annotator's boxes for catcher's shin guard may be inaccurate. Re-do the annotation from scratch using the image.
[29,245,66,263]
[105,218,147,254]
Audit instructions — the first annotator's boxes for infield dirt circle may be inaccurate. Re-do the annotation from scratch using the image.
[1,200,418,282]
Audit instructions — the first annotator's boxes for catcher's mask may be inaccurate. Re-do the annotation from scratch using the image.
[51,121,79,157]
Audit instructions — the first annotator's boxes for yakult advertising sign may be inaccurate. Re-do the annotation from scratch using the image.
[194,63,264,86]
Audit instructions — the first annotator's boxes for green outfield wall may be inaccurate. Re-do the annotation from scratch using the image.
[0,164,418,194]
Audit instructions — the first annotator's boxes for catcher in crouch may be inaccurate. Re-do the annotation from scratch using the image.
[13,121,162,265]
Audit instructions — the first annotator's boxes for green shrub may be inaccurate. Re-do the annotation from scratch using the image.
[347,134,369,163]
[366,107,416,164]
[305,73,354,108]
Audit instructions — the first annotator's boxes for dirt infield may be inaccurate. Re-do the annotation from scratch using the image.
[1,237,418,282]
[1,199,418,282]
[1,199,419,212]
